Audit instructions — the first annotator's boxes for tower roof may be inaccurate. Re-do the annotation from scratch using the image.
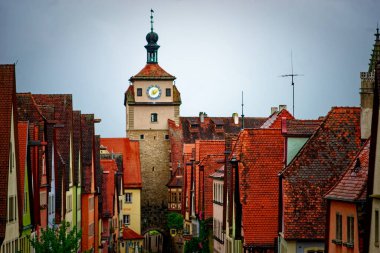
[129,63,176,81]
[369,25,380,72]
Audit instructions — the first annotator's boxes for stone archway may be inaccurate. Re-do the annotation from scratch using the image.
[142,228,167,253]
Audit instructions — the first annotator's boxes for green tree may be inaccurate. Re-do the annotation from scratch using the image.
[167,212,184,230]
[29,221,82,253]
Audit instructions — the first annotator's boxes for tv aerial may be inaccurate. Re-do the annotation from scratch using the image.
[280,51,303,117]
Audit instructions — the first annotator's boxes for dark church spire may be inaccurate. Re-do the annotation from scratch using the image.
[145,9,160,64]
[369,25,380,72]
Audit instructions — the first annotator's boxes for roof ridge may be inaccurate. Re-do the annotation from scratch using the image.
[281,106,347,175]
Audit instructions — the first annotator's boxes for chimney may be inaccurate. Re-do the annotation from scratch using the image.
[271,107,278,115]
[279,105,287,111]
[199,112,206,123]
[232,113,239,125]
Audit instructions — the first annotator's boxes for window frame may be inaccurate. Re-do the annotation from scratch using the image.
[166,88,171,97]
[151,113,158,123]
[125,193,132,203]
[137,88,142,97]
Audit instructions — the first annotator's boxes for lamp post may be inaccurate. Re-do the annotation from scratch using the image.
[230,156,242,240]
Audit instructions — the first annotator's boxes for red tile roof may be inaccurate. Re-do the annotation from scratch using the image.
[100,138,142,188]
[101,160,117,218]
[325,140,369,202]
[166,167,183,188]
[281,107,361,240]
[33,94,73,220]
[81,114,95,194]
[0,64,21,245]
[195,140,225,217]
[72,111,81,186]
[232,128,285,247]
[260,109,294,129]
[209,165,224,179]
[130,63,176,81]
[284,119,322,136]
[18,122,28,215]
[122,226,144,240]
[180,116,267,144]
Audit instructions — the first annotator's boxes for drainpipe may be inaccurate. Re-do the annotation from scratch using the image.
[223,150,231,231]
[230,156,242,240]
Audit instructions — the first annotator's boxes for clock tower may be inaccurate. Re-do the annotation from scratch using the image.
[124,10,181,233]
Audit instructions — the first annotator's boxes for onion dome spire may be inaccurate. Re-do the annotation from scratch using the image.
[369,24,380,72]
[145,9,160,64]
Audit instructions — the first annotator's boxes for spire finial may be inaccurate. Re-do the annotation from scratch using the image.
[376,22,380,41]
[150,9,154,32]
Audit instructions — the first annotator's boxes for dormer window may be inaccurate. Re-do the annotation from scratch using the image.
[151,113,158,123]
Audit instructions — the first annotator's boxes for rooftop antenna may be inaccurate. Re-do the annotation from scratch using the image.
[280,51,303,117]
[241,91,245,129]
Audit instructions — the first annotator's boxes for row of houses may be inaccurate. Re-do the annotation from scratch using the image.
[165,28,380,253]
[0,64,144,253]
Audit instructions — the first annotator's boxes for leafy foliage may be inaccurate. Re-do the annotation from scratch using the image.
[167,212,184,230]
[184,218,212,253]
[29,221,82,253]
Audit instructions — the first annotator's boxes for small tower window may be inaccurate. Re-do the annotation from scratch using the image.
[137,88,142,96]
[151,113,158,123]
[166,88,171,97]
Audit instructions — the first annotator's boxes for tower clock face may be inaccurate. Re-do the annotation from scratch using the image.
[147,85,161,99]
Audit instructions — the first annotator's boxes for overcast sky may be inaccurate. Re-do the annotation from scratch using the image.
[1,0,379,137]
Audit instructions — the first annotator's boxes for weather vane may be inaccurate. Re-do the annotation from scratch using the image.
[280,51,303,117]
[150,9,154,32]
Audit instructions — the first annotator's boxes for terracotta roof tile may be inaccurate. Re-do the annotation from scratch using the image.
[130,63,176,81]
[72,111,81,186]
[100,138,142,188]
[81,114,95,194]
[180,116,267,143]
[192,140,226,219]
[282,107,361,240]
[166,167,183,188]
[284,119,322,136]
[209,165,224,179]
[325,140,369,202]
[33,94,73,219]
[101,160,117,218]
[233,128,285,247]
[122,226,144,240]
[260,109,294,129]
[18,122,28,216]
[0,64,21,244]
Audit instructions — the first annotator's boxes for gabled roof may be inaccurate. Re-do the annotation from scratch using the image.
[166,167,183,188]
[122,226,144,240]
[282,107,361,240]
[232,128,285,247]
[0,64,21,244]
[33,94,73,195]
[101,159,117,218]
[180,116,267,143]
[100,138,142,189]
[72,111,81,186]
[209,165,224,179]
[129,63,176,81]
[260,109,294,129]
[284,119,322,136]
[325,140,369,202]
[81,114,95,194]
